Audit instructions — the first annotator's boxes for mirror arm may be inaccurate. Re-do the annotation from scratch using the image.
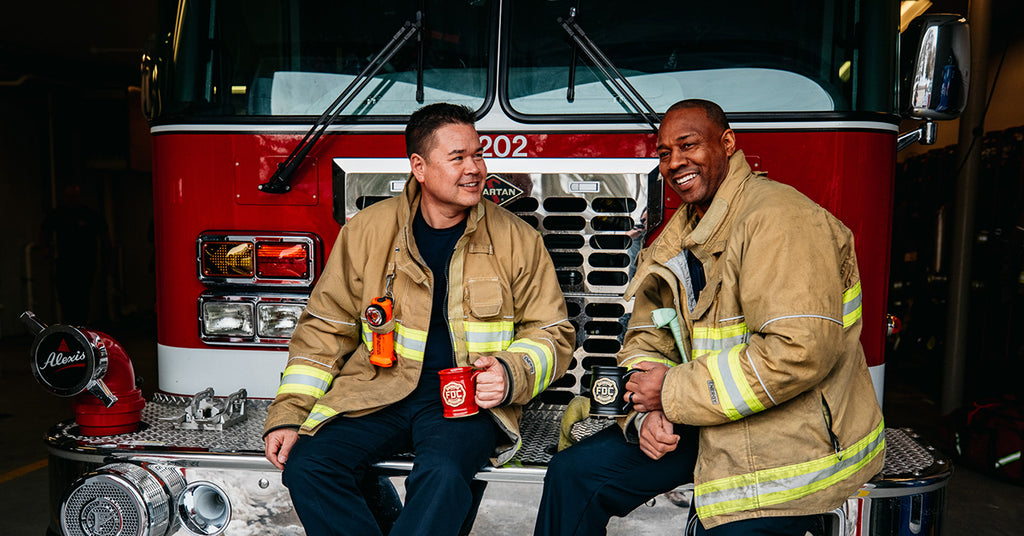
[897,120,937,152]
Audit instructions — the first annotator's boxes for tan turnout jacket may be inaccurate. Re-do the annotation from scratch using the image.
[619,151,885,527]
[264,179,575,465]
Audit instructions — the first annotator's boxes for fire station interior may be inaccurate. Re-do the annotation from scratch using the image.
[2,1,1024,534]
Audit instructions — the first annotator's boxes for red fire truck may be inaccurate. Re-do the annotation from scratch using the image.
[26,1,969,535]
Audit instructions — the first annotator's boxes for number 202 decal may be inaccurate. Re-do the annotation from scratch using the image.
[479,135,528,157]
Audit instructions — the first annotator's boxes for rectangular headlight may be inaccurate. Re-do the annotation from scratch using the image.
[258,303,303,338]
[202,301,254,337]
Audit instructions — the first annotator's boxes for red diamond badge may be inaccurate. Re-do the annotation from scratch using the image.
[482,174,525,207]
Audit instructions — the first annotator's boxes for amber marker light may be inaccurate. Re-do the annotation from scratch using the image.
[201,241,254,277]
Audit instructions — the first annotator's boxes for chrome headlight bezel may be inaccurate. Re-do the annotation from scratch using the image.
[199,293,306,347]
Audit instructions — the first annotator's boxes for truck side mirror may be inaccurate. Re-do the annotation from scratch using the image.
[141,51,160,121]
[899,14,971,121]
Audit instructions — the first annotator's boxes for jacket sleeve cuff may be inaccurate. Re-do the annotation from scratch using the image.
[623,411,646,444]
[497,358,514,407]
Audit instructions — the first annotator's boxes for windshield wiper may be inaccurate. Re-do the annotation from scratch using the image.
[260,14,424,194]
[558,8,660,135]
[565,0,581,103]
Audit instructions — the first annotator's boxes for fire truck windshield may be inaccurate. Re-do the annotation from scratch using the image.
[505,0,896,117]
[153,0,895,123]
[157,0,494,121]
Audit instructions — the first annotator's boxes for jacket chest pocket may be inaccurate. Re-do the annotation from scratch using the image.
[467,278,504,318]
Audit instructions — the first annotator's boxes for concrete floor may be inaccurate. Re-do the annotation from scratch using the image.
[2,326,1023,535]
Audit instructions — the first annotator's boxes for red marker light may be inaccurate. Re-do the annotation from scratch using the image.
[256,242,310,279]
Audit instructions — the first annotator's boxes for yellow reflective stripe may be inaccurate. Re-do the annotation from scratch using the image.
[395,323,427,362]
[281,364,333,383]
[843,281,863,329]
[621,355,676,369]
[360,322,426,362]
[278,364,333,398]
[301,403,339,429]
[277,384,326,398]
[695,421,885,518]
[361,323,372,350]
[464,321,514,353]
[508,339,554,397]
[692,322,750,353]
[705,350,742,420]
[707,345,767,420]
[726,345,766,418]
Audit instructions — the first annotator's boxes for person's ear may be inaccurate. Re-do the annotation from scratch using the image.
[721,129,737,157]
[410,153,427,184]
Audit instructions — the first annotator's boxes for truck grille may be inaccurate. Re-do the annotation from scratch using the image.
[335,158,660,402]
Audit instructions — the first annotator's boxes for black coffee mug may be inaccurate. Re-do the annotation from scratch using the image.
[588,365,639,417]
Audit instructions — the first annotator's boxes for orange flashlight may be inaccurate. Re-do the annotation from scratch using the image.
[366,296,395,367]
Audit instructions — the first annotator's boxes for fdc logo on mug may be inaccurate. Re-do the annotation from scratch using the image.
[592,378,619,405]
[443,382,467,407]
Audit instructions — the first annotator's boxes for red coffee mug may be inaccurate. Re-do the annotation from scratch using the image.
[439,367,484,418]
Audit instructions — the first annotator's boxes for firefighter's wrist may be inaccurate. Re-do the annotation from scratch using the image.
[263,424,300,440]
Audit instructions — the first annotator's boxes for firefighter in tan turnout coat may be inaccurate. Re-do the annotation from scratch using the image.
[535,99,884,536]
[265,103,574,536]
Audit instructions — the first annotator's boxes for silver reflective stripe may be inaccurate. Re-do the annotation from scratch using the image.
[696,425,885,513]
[760,314,842,330]
[305,411,332,424]
[307,310,356,325]
[843,292,862,317]
[302,404,339,428]
[281,371,330,392]
[693,332,750,352]
[395,325,427,360]
[361,323,372,349]
[712,347,758,418]
[465,329,511,347]
[509,339,553,393]
[746,348,777,406]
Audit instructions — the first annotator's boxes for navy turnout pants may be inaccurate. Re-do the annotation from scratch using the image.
[534,422,817,535]
[282,385,498,536]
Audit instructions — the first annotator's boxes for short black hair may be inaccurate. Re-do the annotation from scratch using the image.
[405,103,477,158]
[665,99,730,131]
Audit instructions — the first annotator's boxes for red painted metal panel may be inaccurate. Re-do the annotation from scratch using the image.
[153,127,892,367]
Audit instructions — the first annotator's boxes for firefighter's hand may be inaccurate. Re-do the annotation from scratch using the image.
[473,355,508,409]
[625,361,669,413]
[638,410,679,460]
[265,428,299,470]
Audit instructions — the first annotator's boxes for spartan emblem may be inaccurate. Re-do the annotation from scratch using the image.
[592,377,619,405]
[481,174,525,206]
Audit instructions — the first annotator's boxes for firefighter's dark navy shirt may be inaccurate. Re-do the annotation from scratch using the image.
[686,249,706,300]
[412,208,467,391]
